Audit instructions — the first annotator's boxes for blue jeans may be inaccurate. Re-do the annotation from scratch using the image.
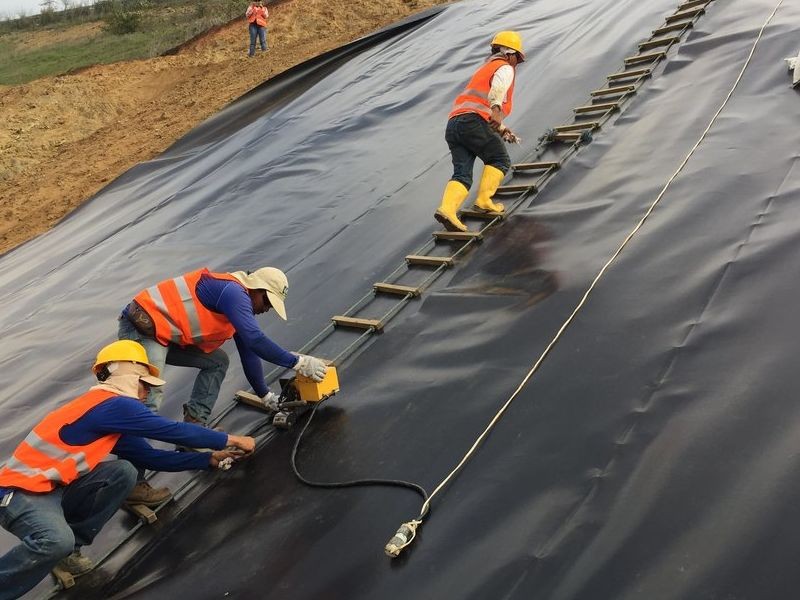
[0,461,137,599]
[248,23,267,56]
[118,315,230,423]
[445,113,510,190]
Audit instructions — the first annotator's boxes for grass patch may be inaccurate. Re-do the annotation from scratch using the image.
[0,0,243,85]
[0,33,149,84]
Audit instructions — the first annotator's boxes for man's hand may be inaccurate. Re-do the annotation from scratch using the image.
[226,434,256,454]
[501,127,521,144]
[292,353,328,382]
[489,105,504,129]
[210,449,242,469]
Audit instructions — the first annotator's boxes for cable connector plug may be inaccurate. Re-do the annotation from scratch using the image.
[384,519,422,558]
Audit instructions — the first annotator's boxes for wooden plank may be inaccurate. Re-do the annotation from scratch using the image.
[591,84,636,97]
[607,68,651,81]
[433,230,483,241]
[125,504,157,524]
[459,208,507,220]
[678,0,710,10]
[512,161,560,172]
[235,390,272,411]
[574,102,619,114]
[373,282,422,297]
[495,183,536,194]
[665,7,704,23]
[554,132,581,142]
[554,122,599,132]
[624,51,667,66]
[653,21,692,35]
[639,36,681,51]
[332,315,384,332]
[406,254,454,267]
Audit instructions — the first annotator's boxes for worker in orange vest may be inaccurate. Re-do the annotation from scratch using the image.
[118,266,326,503]
[246,0,269,57]
[0,341,254,598]
[434,31,525,233]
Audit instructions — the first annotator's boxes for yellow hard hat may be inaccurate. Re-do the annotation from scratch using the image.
[491,31,525,61]
[92,340,161,377]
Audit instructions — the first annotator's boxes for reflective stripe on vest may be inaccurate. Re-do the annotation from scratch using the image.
[449,58,515,121]
[0,389,120,492]
[133,268,240,353]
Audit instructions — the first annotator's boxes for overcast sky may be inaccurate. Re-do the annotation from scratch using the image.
[0,0,85,19]
[0,0,42,18]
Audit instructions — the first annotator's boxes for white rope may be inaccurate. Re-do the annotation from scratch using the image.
[419,0,786,518]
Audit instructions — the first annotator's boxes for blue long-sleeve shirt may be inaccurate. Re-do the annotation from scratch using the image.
[196,274,297,397]
[0,396,228,497]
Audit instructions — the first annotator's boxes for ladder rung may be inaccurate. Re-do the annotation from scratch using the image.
[459,208,506,220]
[639,36,681,51]
[678,0,710,10]
[406,254,454,267]
[234,390,271,412]
[624,51,666,66]
[591,84,636,97]
[373,282,421,297]
[607,68,651,81]
[574,102,619,114]
[665,7,704,23]
[496,183,536,194]
[653,22,692,35]
[554,122,599,132]
[512,161,560,172]
[433,230,483,241]
[554,132,581,142]
[332,315,384,332]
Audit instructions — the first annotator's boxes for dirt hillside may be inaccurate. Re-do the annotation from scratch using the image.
[0,0,450,255]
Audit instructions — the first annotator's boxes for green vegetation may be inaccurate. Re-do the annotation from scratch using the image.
[0,0,244,85]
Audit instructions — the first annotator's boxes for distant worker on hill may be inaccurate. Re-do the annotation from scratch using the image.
[0,340,254,599]
[434,31,525,233]
[246,0,269,57]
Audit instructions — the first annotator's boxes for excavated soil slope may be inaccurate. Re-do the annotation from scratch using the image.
[0,0,450,255]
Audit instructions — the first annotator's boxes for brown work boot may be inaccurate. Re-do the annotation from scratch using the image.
[126,481,172,507]
[183,405,208,426]
[177,405,219,451]
[56,550,94,576]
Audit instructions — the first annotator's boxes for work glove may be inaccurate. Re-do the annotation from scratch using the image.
[500,126,522,144]
[211,449,246,470]
[260,391,280,412]
[292,353,328,382]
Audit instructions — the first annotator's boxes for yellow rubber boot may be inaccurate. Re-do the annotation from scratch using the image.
[434,180,469,232]
[472,165,506,214]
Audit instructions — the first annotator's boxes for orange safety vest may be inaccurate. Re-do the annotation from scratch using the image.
[449,57,515,121]
[134,268,241,353]
[248,6,267,27]
[0,390,120,493]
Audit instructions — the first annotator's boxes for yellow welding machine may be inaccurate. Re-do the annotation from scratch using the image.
[294,366,339,402]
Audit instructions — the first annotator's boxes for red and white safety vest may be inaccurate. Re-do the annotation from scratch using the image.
[0,390,120,492]
[134,268,241,353]
[449,57,515,121]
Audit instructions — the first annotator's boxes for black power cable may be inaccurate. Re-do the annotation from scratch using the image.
[289,399,430,508]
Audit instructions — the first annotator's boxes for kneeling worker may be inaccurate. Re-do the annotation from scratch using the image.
[118,266,326,504]
[0,341,254,599]
[118,266,327,427]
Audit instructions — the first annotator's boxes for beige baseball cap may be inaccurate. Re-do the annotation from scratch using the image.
[230,267,289,320]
